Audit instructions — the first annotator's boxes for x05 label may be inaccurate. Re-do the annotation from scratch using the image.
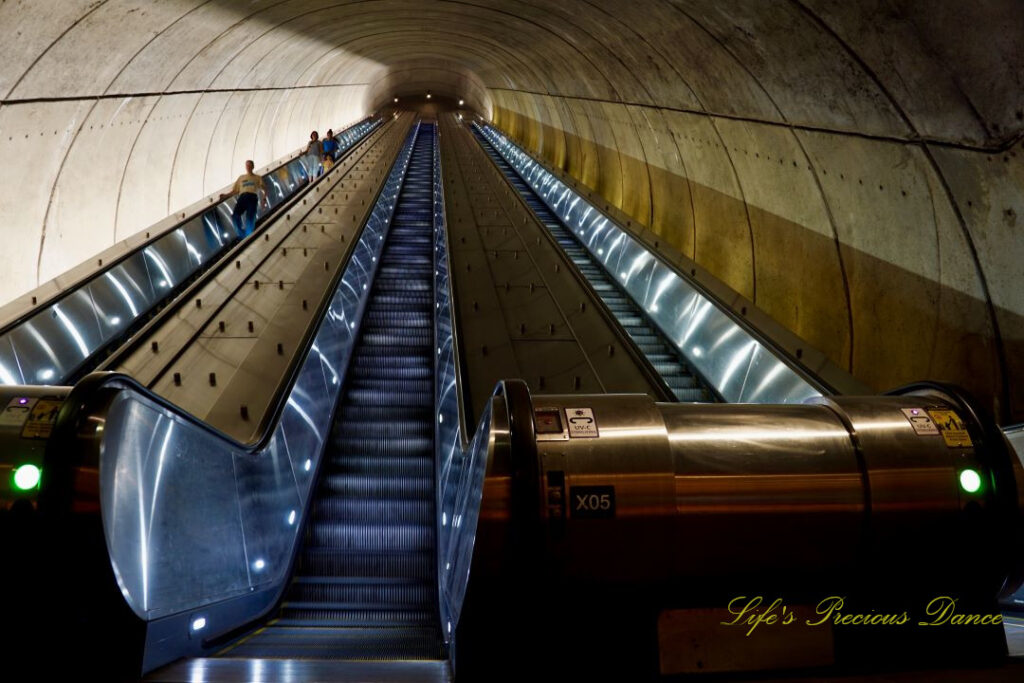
[569,485,615,519]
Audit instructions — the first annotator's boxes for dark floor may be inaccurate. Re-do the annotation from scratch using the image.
[146,658,451,682]
[145,617,1024,682]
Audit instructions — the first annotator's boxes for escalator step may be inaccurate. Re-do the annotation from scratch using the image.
[330,439,434,459]
[297,549,434,580]
[318,473,433,498]
[348,378,433,394]
[665,376,699,390]
[344,388,431,407]
[673,387,708,402]
[304,520,435,553]
[286,581,434,608]
[275,608,436,627]
[221,626,444,660]
[311,496,434,524]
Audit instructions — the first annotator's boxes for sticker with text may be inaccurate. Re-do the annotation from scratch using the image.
[565,407,598,438]
[901,408,939,435]
[927,409,973,447]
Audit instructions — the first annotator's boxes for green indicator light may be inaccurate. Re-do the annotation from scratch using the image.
[13,464,41,491]
[959,469,982,494]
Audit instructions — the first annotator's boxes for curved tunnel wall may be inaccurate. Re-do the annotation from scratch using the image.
[0,1,1020,421]
[484,1,1024,422]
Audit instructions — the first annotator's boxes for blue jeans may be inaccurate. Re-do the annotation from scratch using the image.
[231,193,259,237]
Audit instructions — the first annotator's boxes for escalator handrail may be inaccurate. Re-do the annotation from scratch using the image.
[472,121,867,402]
[0,116,381,386]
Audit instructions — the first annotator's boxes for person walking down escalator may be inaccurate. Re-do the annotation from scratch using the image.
[220,160,269,238]
[322,128,339,161]
[306,130,323,175]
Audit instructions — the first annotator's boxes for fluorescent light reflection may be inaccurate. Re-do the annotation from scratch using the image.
[105,272,139,316]
[52,305,89,358]
[0,362,18,385]
[669,428,848,443]
[144,248,173,288]
[719,341,757,389]
[286,396,321,439]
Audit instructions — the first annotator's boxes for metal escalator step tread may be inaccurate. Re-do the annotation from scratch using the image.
[358,334,432,347]
[350,344,432,357]
[330,439,434,459]
[362,313,432,326]
[318,473,433,498]
[343,389,432,407]
[273,608,437,627]
[290,575,425,586]
[296,550,434,579]
[349,364,432,380]
[220,626,444,660]
[348,378,433,392]
[673,387,709,402]
[334,422,431,441]
[325,458,431,474]
[665,375,699,389]
[310,497,434,524]
[364,293,432,304]
[284,582,434,607]
[337,404,431,421]
[653,362,693,377]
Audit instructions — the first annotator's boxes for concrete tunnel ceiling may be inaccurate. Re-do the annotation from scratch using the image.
[0,0,1021,421]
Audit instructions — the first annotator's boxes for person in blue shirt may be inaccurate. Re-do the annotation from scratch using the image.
[322,129,339,159]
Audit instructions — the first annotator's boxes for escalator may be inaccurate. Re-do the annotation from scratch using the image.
[212,123,443,661]
[0,117,381,388]
[469,126,711,402]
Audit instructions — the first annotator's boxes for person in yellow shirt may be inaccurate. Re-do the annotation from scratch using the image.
[220,160,269,238]
[322,152,335,172]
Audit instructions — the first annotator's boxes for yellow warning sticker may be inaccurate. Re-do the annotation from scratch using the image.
[20,399,63,439]
[926,409,973,448]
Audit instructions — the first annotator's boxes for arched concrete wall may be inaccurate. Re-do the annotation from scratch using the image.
[0,0,380,304]
[0,1,1020,420]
